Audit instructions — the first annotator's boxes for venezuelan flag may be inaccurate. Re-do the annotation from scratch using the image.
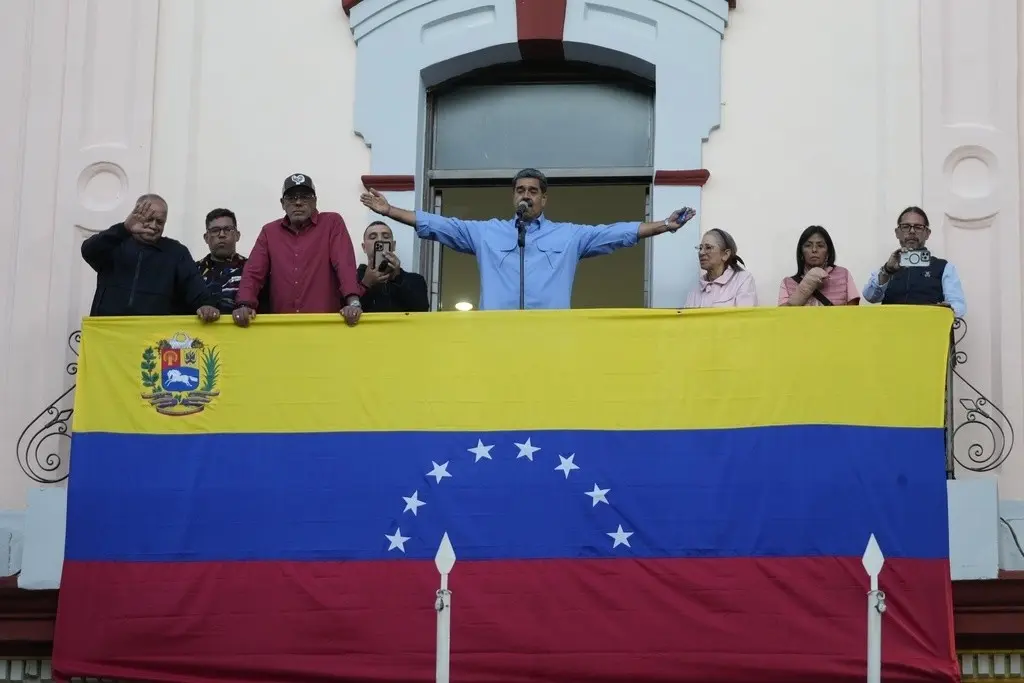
[54,307,958,683]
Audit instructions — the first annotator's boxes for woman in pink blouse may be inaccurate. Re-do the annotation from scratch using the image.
[778,225,860,306]
[684,229,758,308]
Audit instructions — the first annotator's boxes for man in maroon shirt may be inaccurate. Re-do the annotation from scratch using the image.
[233,173,364,326]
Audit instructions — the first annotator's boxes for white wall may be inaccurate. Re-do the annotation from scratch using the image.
[2,0,1021,529]
[151,0,370,260]
[702,0,923,307]
[0,0,165,510]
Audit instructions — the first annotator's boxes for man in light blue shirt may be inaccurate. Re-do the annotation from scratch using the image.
[861,206,966,318]
[360,169,694,310]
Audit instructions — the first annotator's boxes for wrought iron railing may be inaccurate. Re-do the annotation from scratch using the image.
[15,330,78,484]
[946,317,1015,479]
[15,319,1015,485]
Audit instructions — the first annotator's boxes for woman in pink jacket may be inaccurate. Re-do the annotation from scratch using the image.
[778,225,860,307]
[684,228,758,308]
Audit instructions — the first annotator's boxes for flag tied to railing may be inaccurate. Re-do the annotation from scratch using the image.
[54,307,958,683]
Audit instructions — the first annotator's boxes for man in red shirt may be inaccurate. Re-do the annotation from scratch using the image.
[233,174,364,326]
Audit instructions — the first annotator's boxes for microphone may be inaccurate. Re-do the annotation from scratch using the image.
[515,199,531,249]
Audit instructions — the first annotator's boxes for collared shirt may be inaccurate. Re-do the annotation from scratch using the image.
[415,211,640,310]
[684,268,758,308]
[862,259,966,318]
[197,253,247,314]
[778,266,860,306]
[236,211,364,314]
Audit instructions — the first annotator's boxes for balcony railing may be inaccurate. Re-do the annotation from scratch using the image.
[946,317,1015,480]
[14,315,1015,486]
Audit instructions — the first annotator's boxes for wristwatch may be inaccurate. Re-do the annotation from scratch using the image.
[347,299,362,308]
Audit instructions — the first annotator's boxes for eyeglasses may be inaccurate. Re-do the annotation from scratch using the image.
[898,223,929,234]
[206,227,236,237]
[284,193,315,204]
[695,244,718,253]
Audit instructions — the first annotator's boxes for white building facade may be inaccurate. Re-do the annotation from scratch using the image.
[1,0,1023,674]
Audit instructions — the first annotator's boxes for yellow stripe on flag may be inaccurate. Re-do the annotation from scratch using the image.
[71,307,952,435]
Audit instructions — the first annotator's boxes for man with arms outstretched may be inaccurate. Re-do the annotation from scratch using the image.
[360,168,694,310]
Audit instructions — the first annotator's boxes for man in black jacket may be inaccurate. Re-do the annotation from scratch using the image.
[81,194,220,321]
[357,221,429,313]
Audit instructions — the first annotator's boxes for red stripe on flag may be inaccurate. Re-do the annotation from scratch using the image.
[54,557,957,683]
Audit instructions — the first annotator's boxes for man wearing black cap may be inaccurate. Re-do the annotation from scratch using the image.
[234,173,364,326]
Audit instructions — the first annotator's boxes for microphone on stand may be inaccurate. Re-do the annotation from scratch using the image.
[515,199,532,310]
[515,199,531,248]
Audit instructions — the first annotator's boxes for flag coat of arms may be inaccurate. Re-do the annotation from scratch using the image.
[54,307,958,683]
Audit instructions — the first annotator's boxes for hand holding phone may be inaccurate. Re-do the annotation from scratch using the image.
[373,240,394,272]
[899,249,931,268]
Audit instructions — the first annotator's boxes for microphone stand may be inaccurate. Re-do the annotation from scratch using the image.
[516,214,527,310]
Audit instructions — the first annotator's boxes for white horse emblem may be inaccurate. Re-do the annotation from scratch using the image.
[165,369,197,387]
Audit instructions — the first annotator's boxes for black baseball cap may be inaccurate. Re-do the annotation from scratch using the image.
[282,173,316,195]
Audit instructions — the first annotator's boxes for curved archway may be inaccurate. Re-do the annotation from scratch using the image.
[429,60,654,175]
[348,0,730,306]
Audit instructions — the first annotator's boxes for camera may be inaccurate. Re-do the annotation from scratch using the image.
[899,249,931,268]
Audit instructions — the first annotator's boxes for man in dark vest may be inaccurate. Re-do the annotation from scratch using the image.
[862,206,966,318]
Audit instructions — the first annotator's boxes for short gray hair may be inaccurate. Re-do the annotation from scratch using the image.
[513,168,548,193]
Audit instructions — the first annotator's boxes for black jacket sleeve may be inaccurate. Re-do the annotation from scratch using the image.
[176,248,219,311]
[391,270,430,312]
[81,223,131,273]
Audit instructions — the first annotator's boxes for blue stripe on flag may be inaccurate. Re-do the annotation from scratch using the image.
[65,426,949,562]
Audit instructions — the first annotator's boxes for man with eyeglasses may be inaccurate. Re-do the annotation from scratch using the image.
[233,173,364,326]
[197,208,250,314]
[862,206,966,318]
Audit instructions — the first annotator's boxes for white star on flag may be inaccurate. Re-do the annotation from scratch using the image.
[554,454,580,479]
[468,439,494,462]
[403,490,426,515]
[515,438,540,461]
[607,525,633,548]
[585,484,610,506]
[427,461,452,483]
[385,527,410,552]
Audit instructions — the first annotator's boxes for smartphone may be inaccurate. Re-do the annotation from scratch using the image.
[899,249,931,268]
[373,240,394,272]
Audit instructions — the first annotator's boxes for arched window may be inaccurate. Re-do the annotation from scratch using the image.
[423,63,655,311]
[429,62,653,173]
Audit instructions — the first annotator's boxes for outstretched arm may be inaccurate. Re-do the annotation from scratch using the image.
[638,207,697,239]
[361,188,415,226]
[577,208,698,258]
[360,187,480,254]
